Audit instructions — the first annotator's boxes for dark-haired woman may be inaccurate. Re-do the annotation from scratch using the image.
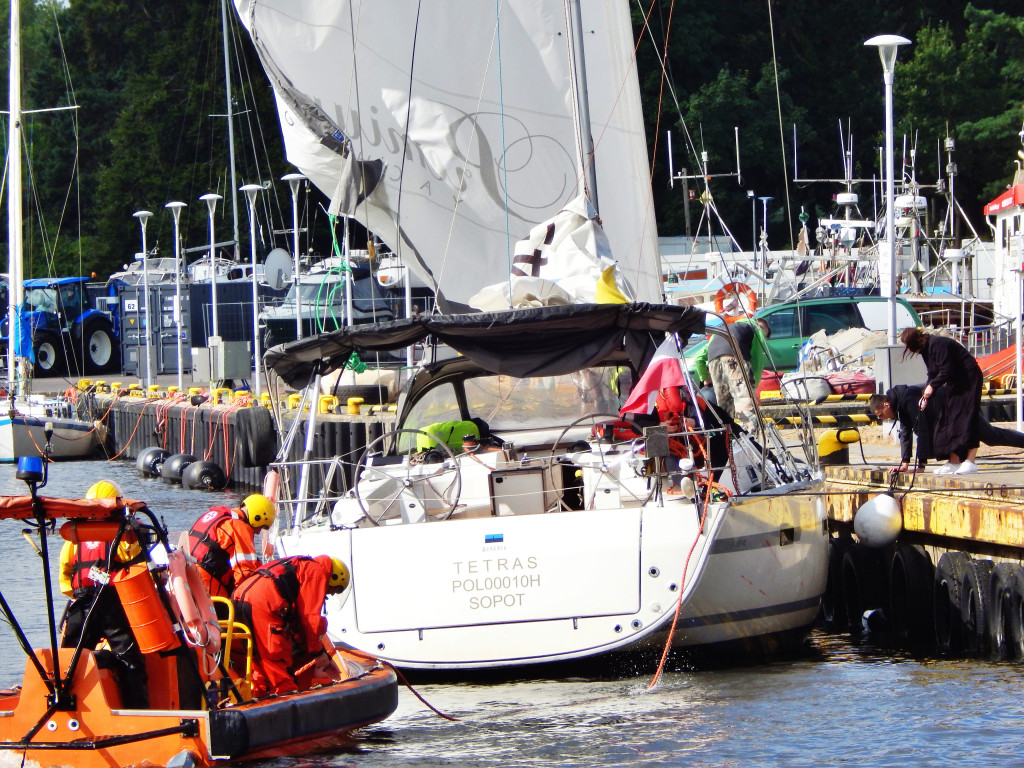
[900,328,982,474]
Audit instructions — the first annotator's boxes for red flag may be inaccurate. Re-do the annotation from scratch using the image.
[619,339,686,415]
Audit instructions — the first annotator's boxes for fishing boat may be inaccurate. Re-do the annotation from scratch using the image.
[0,455,398,768]
[238,1,828,672]
[0,0,98,462]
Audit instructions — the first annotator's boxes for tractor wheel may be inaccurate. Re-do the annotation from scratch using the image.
[33,331,65,377]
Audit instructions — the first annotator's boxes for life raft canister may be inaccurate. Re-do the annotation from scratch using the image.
[713,282,758,322]
[112,565,177,654]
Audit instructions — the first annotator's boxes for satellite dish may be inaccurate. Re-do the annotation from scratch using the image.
[263,248,293,291]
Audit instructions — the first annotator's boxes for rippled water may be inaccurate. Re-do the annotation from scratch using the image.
[3,462,1024,767]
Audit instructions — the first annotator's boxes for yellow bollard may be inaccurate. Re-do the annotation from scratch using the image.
[817,428,861,466]
[287,393,303,411]
[213,387,233,404]
[76,378,93,391]
[167,385,179,395]
[110,382,122,393]
[319,395,339,414]
[347,397,364,415]
[147,385,161,397]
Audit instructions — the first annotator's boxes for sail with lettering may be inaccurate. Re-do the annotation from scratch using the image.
[233,0,662,311]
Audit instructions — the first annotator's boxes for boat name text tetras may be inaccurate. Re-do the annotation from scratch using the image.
[452,557,540,610]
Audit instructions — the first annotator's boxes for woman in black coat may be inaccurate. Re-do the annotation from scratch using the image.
[900,328,983,474]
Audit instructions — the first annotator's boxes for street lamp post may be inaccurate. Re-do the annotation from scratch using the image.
[241,183,263,399]
[758,196,773,272]
[282,173,306,341]
[199,193,222,392]
[865,34,911,346]
[132,210,153,389]
[165,201,187,392]
[746,190,756,256]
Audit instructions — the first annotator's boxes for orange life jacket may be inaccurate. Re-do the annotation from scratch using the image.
[187,506,236,590]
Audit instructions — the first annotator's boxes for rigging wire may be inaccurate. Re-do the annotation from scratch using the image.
[766,0,795,251]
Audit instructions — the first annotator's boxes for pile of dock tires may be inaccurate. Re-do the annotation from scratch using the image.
[136,446,227,491]
[823,533,1024,659]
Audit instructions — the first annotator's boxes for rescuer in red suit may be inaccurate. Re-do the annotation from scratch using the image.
[231,554,350,697]
[187,494,276,600]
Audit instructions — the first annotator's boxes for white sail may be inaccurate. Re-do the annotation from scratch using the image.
[233,0,661,310]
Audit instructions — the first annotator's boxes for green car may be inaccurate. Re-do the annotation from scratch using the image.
[755,295,921,372]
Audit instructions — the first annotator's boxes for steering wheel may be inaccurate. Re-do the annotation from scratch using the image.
[354,428,462,525]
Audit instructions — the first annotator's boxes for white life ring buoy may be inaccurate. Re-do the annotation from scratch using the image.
[713,282,758,322]
[167,549,221,674]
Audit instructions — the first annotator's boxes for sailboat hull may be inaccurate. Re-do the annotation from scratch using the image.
[277,480,828,671]
[0,412,97,462]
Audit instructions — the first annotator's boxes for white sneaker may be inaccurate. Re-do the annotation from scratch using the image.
[933,462,959,475]
[954,460,978,475]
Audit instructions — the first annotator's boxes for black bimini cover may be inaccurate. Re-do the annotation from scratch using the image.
[263,302,706,389]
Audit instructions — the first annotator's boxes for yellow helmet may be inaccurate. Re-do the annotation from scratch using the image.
[242,494,276,529]
[329,558,350,591]
[86,480,121,499]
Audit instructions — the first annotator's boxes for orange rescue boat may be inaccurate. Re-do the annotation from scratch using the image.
[0,457,398,768]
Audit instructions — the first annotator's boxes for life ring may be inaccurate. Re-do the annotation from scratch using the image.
[713,282,758,322]
[167,549,221,674]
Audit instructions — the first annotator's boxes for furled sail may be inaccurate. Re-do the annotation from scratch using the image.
[234,0,661,311]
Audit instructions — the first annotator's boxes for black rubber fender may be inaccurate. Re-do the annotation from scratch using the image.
[137,446,169,478]
[1005,567,1024,661]
[960,558,994,656]
[239,406,277,467]
[841,543,886,633]
[821,533,853,632]
[987,562,1022,660]
[161,453,198,484]
[888,543,934,648]
[181,460,227,491]
[933,551,971,654]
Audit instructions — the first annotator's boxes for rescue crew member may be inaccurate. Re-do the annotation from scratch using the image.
[693,318,770,434]
[187,494,276,600]
[232,555,350,697]
[59,480,149,709]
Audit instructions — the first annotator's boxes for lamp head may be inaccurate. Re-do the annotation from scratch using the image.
[240,183,262,207]
[199,193,222,216]
[281,172,306,195]
[165,201,186,222]
[864,35,911,74]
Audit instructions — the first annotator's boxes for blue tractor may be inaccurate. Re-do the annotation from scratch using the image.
[1,276,120,377]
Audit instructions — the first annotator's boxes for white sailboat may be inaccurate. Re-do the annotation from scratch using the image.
[1,0,97,462]
[239,0,828,671]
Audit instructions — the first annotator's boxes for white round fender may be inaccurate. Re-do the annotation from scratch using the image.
[854,492,903,548]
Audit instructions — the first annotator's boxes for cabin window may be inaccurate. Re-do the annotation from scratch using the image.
[465,370,620,431]
[401,382,462,450]
[806,303,860,336]
[761,307,798,339]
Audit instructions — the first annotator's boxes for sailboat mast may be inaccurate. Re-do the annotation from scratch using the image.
[7,0,23,392]
[566,0,599,214]
[221,0,240,261]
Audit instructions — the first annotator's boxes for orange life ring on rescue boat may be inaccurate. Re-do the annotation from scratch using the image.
[713,282,758,322]
[167,549,221,674]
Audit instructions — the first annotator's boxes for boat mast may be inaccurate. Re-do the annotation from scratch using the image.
[7,0,23,395]
[566,0,599,214]
[221,0,240,261]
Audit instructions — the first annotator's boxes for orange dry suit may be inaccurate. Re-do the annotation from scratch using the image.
[231,555,332,697]
[187,506,260,599]
[655,386,732,477]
